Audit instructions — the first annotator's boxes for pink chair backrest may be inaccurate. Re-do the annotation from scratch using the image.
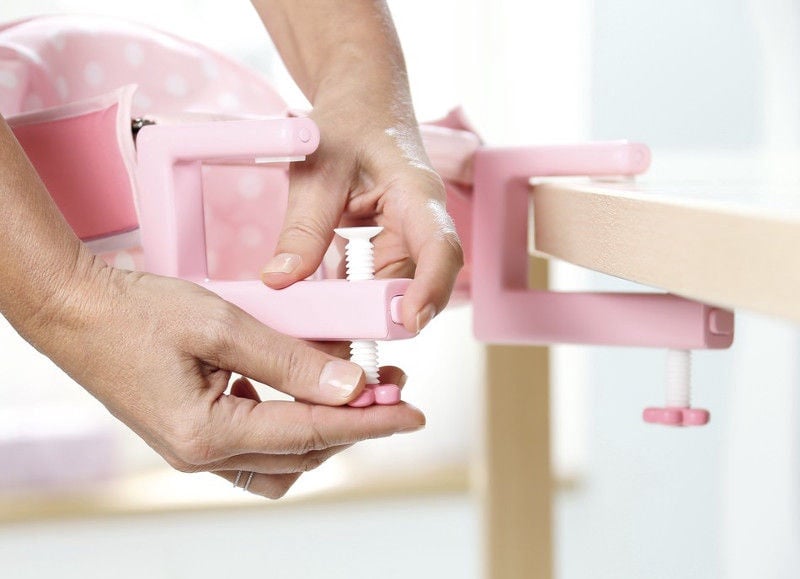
[0,15,290,280]
[0,15,482,286]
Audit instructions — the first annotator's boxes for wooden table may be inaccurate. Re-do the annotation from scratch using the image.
[482,151,800,579]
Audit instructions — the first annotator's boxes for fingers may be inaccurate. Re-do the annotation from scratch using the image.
[210,397,425,458]
[261,162,348,289]
[399,198,464,333]
[230,376,260,401]
[308,340,351,359]
[206,305,366,405]
[216,470,302,500]
[212,444,352,474]
[378,365,407,389]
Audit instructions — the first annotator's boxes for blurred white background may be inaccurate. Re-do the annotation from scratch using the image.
[1,1,799,578]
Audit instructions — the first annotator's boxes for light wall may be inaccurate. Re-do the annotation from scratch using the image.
[1,2,799,579]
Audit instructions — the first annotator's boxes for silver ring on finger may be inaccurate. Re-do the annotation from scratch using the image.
[243,471,255,492]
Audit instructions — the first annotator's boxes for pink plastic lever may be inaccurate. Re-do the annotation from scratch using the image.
[204,279,413,341]
[135,118,414,341]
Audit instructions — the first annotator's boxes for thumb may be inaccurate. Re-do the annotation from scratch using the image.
[208,304,366,406]
[261,163,347,288]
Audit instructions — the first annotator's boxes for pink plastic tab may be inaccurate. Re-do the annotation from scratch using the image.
[347,388,375,408]
[204,279,413,341]
[709,308,734,336]
[643,407,710,427]
[373,384,402,405]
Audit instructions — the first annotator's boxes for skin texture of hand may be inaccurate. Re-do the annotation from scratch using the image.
[0,114,423,499]
[31,265,424,498]
[0,3,441,500]
[254,0,464,333]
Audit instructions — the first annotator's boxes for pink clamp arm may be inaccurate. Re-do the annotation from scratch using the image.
[471,141,734,349]
[204,279,414,341]
[134,118,414,342]
[135,117,318,280]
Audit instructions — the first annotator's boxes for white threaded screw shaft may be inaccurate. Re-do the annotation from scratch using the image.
[665,349,691,408]
[350,340,380,385]
[334,226,384,385]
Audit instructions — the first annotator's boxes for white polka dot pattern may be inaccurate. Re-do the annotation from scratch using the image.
[55,76,69,99]
[237,173,264,199]
[22,94,43,111]
[133,90,153,111]
[239,225,263,248]
[202,59,219,80]
[0,69,18,89]
[164,73,187,97]
[2,15,293,281]
[83,62,104,87]
[124,42,144,67]
[217,92,240,110]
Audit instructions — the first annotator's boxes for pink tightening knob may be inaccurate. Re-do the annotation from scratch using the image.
[643,349,710,427]
[348,388,376,408]
[373,384,402,405]
[643,407,710,427]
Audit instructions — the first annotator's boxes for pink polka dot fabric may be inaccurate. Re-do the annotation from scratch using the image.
[0,15,291,280]
[0,15,483,292]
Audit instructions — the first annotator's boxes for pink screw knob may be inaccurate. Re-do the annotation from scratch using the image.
[642,407,710,426]
[643,350,710,427]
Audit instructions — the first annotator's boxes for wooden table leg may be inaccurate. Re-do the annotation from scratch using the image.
[480,259,552,579]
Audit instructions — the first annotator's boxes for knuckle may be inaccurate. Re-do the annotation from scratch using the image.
[167,423,217,470]
[282,345,311,387]
[264,487,288,500]
[305,406,330,452]
[281,217,330,249]
[285,410,328,455]
[444,230,466,268]
[201,302,241,363]
[292,434,318,455]
[165,454,200,474]
[299,453,327,473]
[262,479,294,500]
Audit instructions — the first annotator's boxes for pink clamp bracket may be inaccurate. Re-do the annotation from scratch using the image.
[135,118,414,342]
[469,141,734,426]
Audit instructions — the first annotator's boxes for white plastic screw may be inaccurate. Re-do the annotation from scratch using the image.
[665,349,691,408]
[334,226,384,385]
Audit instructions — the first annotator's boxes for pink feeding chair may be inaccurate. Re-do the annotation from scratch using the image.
[0,15,734,426]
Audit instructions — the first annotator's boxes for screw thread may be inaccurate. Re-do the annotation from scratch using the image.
[335,227,384,384]
[344,239,376,281]
[351,340,380,384]
[666,349,691,407]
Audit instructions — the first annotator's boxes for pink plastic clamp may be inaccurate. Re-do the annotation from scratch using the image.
[134,117,414,342]
[469,141,734,426]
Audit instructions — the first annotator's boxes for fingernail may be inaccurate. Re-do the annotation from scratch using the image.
[398,423,425,433]
[415,304,437,333]
[262,253,301,276]
[319,360,363,399]
[398,373,408,388]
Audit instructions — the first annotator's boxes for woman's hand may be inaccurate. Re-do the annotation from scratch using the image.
[261,101,463,334]
[28,263,424,499]
[254,0,465,334]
